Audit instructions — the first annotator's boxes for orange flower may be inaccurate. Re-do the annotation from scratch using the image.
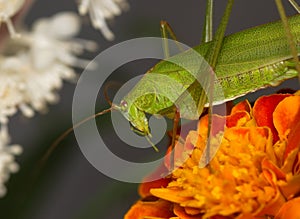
[124,91,300,219]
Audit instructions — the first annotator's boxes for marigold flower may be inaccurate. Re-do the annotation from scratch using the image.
[125,91,300,219]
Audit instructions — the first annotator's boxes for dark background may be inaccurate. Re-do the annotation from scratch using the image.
[1,0,300,219]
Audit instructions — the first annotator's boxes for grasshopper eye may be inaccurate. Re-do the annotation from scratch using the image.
[120,100,128,107]
[120,100,128,111]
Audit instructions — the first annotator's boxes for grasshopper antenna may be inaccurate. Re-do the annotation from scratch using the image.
[41,81,122,163]
[28,107,114,200]
[104,81,122,106]
[41,107,114,163]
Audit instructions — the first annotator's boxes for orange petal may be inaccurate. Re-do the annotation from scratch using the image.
[281,148,299,174]
[226,111,251,128]
[124,198,174,219]
[285,120,300,159]
[139,163,171,198]
[139,177,171,198]
[210,216,233,219]
[275,197,300,219]
[197,114,226,137]
[279,149,300,199]
[280,174,300,200]
[184,207,202,215]
[253,94,291,143]
[259,158,286,216]
[273,95,300,141]
[262,158,286,180]
[197,111,250,139]
[164,138,195,171]
[231,99,251,114]
[225,127,270,144]
[173,205,202,219]
[236,213,262,219]
[151,188,191,204]
[255,186,285,217]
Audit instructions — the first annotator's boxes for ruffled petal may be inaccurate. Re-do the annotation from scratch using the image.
[173,205,202,219]
[124,199,174,219]
[273,95,300,141]
[284,119,300,159]
[275,197,300,219]
[197,108,251,139]
[253,94,291,143]
[151,188,191,204]
[279,149,300,199]
[231,99,251,114]
[139,163,171,198]
[164,137,195,171]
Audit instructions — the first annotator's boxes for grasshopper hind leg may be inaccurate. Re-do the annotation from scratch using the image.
[160,20,184,58]
[160,21,183,170]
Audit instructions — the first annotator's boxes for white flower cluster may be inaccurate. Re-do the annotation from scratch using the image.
[0,125,22,197]
[0,0,128,198]
[0,11,97,196]
[78,0,129,40]
[0,12,97,123]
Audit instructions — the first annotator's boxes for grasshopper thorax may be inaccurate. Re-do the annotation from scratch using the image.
[116,100,151,137]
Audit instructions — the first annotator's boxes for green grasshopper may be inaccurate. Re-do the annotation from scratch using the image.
[116,4,300,142]
[121,14,300,131]
[48,0,300,163]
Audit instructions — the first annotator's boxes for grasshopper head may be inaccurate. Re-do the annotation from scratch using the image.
[118,100,151,136]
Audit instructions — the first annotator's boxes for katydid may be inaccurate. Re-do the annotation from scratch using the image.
[118,14,300,138]
[46,2,300,163]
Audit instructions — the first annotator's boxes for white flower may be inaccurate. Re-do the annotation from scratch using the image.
[0,55,26,123]
[24,12,97,70]
[0,52,75,122]
[0,12,97,124]
[78,0,129,40]
[0,11,97,197]
[0,0,25,38]
[0,125,22,197]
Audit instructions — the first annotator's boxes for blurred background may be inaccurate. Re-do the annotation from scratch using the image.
[1,0,300,218]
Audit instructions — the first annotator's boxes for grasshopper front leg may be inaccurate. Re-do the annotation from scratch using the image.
[160,20,184,169]
[199,0,234,167]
